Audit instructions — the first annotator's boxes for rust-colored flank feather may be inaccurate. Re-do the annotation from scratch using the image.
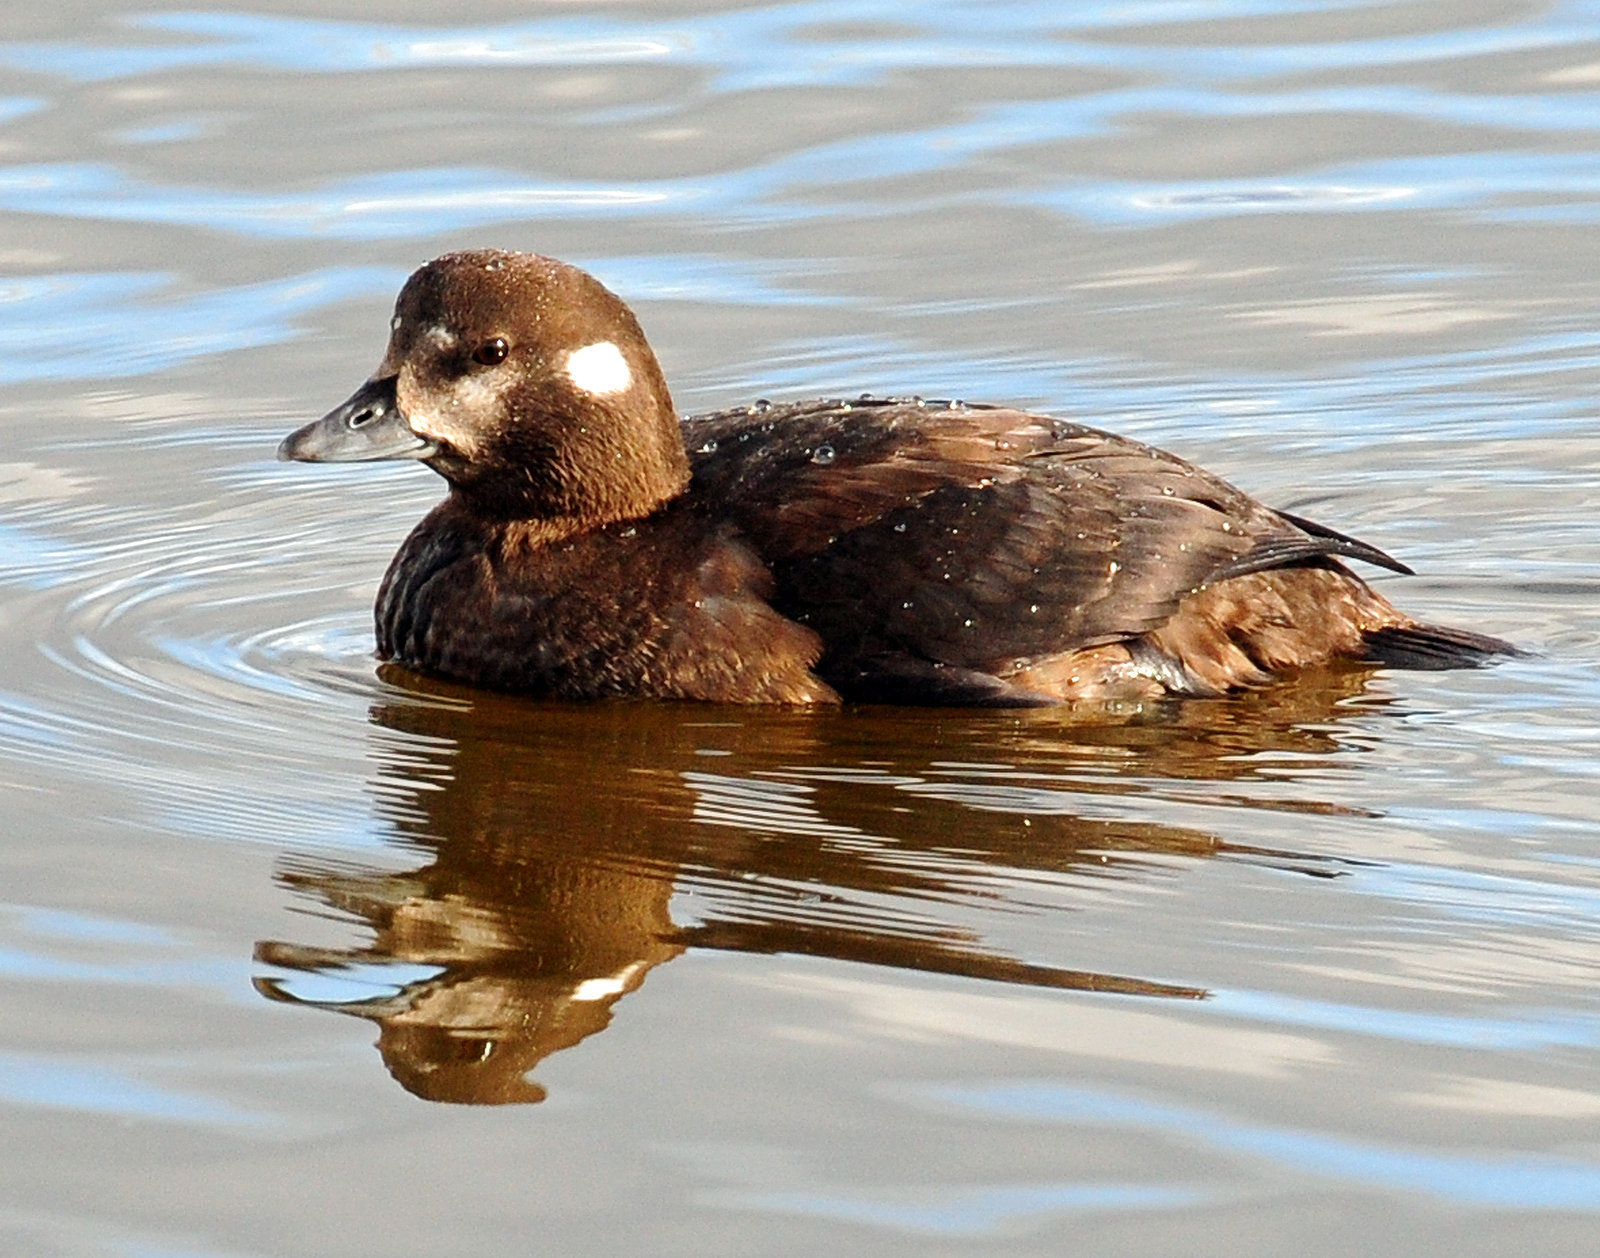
[279,249,1515,706]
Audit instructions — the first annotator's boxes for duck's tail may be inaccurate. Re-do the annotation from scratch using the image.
[1360,622,1522,671]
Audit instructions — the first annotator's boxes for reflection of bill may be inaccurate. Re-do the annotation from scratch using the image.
[256,668,1380,1104]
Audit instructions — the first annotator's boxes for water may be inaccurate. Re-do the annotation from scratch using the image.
[2,1,1599,1253]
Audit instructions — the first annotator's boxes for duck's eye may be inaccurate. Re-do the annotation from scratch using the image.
[471,337,509,366]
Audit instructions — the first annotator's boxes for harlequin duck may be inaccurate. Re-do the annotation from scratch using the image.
[279,249,1514,706]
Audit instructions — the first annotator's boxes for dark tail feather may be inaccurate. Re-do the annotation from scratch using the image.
[1361,623,1522,671]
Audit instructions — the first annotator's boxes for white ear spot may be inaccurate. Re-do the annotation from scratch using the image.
[565,341,632,396]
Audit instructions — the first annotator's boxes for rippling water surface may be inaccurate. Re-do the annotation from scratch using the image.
[3,1,1599,1253]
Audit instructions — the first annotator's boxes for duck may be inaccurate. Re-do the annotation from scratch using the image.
[279,248,1514,706]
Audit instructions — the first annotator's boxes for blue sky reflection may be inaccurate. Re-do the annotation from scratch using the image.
[936,1082,1600,1209]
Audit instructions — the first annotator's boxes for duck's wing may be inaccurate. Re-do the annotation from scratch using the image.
[684,398,1405,673]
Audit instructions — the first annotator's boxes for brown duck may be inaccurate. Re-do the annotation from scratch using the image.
[279,249,1514,705]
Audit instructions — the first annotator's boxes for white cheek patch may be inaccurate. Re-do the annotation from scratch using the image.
[564,341,632,396]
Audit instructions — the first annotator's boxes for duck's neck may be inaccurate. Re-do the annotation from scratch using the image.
[444,404,691,538]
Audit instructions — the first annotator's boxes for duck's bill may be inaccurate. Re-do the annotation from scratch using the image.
[278,376,439,463]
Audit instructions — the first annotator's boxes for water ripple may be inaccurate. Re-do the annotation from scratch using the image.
[9,121,1600,244]
[933,1081,1600,1210]
[0,164,676,240]
[0,5,1595,249]
[0,1050,268,1128]
[0,266,398,382]
[2,4,1594,89]
[714,1179,1202,1235]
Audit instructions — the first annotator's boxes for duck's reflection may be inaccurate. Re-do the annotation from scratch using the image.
[256,665,1386,1103]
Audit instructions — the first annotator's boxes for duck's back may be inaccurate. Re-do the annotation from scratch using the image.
[683,397,1501,703]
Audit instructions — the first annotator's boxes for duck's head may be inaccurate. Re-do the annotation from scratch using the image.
[280,250,689,522]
